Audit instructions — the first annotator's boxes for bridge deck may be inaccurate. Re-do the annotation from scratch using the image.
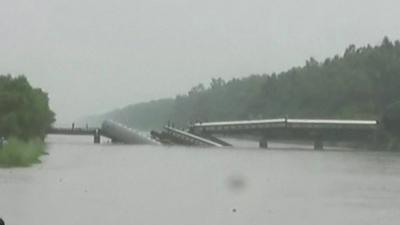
[190,118,379,142]
[192,118,378,131]
[164,126,223,147]
[47,127,100,136]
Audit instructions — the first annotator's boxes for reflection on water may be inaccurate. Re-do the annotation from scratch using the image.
[1,135,400,225]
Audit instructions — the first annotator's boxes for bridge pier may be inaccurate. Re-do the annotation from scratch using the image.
[259,139,268,149]
[94,129,101,144]
[314,139,323,150]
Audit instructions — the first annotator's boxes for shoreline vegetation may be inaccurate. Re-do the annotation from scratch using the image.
[84,37,400,150]
[0,138,46,168]
[0,75,55,167]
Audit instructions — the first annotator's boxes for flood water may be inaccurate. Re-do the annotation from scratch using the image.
[1,135,400,225]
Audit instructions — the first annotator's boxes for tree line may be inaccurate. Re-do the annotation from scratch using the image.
[87,37,400,136]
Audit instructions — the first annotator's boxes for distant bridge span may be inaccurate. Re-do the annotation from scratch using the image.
[47,127,102,143]
[189,118,379,149]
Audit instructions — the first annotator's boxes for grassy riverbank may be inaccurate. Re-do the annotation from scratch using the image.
[0,138,47,168]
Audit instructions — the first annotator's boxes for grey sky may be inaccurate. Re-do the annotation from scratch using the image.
[1,0,399,124]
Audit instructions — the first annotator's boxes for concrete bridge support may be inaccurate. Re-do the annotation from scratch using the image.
[259,139,268,149]
[314,139,323,150]
[94,129,101,144]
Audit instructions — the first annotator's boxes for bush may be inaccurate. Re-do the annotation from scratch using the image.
[0,137,46,167]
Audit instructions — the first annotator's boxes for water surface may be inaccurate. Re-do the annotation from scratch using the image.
[1,135,400,225]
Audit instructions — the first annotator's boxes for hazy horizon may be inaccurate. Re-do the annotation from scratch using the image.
[2,0,400,124]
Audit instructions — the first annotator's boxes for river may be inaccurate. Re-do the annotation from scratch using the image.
[1,135,400,225]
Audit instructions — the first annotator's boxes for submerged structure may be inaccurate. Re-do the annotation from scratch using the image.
[101,120,159,145]
[151,126,228,147]
[48,120,159,145]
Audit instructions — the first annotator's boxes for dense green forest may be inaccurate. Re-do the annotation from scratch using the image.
[86,37,400,133]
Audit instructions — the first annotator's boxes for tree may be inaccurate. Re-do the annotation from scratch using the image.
[210,78,225,89]
[0,75,55,140]
[188,84,205,96]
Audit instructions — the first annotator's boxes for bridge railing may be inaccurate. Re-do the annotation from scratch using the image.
[286,119,378,129]
[190,118,379,133]
[164,126,223,147]
[47,127,100,135]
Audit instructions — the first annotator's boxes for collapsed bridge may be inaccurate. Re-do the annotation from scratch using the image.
[48,118,380,150]
[47,120,158,145]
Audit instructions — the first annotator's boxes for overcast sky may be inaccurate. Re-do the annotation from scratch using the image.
[1,0,400,124]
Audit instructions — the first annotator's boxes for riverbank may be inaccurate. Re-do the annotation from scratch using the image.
[0,138,46,168]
